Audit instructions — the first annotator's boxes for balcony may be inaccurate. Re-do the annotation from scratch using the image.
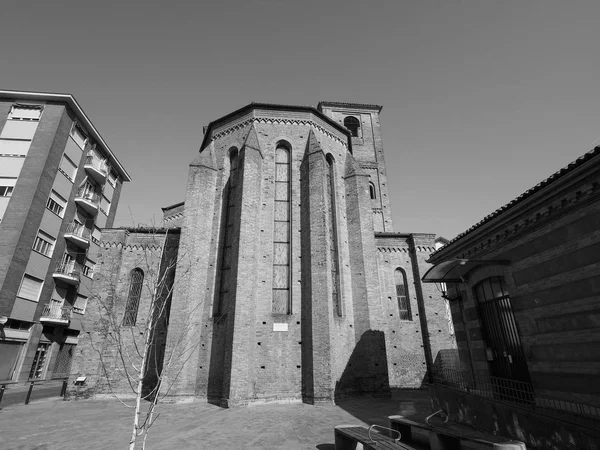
[74,189,99,216]
[40,301,72,326]
[52,262,81,286]
[64,222,90,249]
[84,156,108,185]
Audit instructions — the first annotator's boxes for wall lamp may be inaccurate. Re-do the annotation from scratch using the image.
[434,282,460,301]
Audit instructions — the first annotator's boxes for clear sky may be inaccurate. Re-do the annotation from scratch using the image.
[2,0,600,240]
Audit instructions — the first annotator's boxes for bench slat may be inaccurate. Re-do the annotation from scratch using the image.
[388,415,525,448]
[335,425,413,450]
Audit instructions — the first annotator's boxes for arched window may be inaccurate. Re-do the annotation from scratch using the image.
[216,149,238,315]
[326,154,342,316]
[343,116,360,137]
[272,141,291,314]
[394,268,412,321]
[369,182,376,200]
[123,268,144,326]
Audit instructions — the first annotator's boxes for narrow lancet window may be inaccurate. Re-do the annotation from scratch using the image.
[395,268,412,321]
[216,149,238,316]
[325,155,342,316]
[123,268,144,326]
[272,142,291,314]
[369,182,376,200]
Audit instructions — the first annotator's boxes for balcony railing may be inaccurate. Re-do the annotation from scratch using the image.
[74,189,99,215]
[52,262,81,285]
[40,301,72,325]
[64,222,91,249]
[433,367,600,428]
[84,156,108,184]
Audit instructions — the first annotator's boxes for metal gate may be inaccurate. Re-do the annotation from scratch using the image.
[52,343,75,379]
[473,277,531,384]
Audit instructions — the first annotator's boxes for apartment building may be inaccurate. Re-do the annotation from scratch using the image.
[0,90,130,383]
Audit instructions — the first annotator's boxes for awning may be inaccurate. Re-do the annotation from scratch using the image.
[422,259,509,283]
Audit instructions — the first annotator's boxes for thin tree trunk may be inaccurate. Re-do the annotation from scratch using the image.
[129,321,152,449]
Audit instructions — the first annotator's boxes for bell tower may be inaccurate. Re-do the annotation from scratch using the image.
[317,102,393,232]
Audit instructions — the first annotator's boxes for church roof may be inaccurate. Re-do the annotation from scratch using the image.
[199,102,352,152]
[429,145,600,260]
[317,101,383,112]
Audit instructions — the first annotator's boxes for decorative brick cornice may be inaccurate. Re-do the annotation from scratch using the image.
[377,247,409,253]
[100,241,164,251]
[209,117,349,149]
[164,213,183,223]
[318,101,383,113]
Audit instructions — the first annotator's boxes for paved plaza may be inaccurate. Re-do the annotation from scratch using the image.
[0,389,432,449]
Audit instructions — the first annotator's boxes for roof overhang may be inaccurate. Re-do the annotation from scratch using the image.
[422,259,510,283]
[0,90,131,182]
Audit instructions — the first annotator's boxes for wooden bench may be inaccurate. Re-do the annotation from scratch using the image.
[334,424,417,449]
[389,413,526,450]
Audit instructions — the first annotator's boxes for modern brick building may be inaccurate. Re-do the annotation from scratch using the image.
[70,102,455,406]
[0,90,130,383]
[423,146,600,448]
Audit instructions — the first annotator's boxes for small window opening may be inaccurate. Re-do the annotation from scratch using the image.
[369,182,376,200]
[343,116,360,137]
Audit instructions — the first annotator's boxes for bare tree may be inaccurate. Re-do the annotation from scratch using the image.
[78,227,201,449]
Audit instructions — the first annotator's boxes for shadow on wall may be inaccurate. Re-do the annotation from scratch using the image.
[335,330,391,399]
[432,348,461,376]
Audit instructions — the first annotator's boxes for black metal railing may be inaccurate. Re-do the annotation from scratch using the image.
[65,222,91,240]
[41,301,72,322]
[84,155,108,175]
[433,367,600,427]
[54,262,81,281]
[75,189,99,205]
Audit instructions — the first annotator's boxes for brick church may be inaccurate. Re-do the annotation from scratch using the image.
[69,102,456,407]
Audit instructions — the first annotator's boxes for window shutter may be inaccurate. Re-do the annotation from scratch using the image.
[18,275,43,301]
[0,121,39,140]
[10,106,42,120]
[0,140,32,156]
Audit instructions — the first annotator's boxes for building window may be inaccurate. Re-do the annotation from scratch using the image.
[29,343,50,380]
[0,105,42,159]
[0,178,16,197]
[33,230,55,257]
[473,277,532,383]
[216,149,238,316]
[82,259,95,278]
[73,294,88,314]
[123,268,144,326]
[343,116,360,138]
[70,123,87,149]
[17,274,44,302]
[100,194,111,215]
[272,141,291,314]
[59,153,78,181]
[92,226,102,245]
[0,186,13,197]
[394,268,412,320]
[9,105,43,121]
[369,182,376,200]
[108,170,118,187]
[46,190,67,217]
[325,154,342,316]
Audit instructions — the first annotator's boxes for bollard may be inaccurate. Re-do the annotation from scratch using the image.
[493,441,526,450]
[60,379,68,397]
[0,384,5,407]
[25,381,34,405]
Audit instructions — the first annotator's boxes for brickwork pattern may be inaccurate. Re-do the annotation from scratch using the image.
[73,103,457,407]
